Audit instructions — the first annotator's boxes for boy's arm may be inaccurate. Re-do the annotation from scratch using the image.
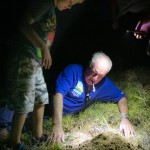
[18,14,52,69]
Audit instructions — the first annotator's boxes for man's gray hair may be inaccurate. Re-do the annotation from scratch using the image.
[78,0,86,3]
[90,51,112,71]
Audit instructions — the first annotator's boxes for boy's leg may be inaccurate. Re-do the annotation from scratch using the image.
[7,57,39,148]
[32,104,45,138]
[10,112,27,147]
[32,59,49,139]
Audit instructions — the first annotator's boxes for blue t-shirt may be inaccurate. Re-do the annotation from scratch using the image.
[0,106,14,127]
[56,64,126,115]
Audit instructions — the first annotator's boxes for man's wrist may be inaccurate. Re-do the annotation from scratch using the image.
[53,123,62,126]
[121,114,129,119]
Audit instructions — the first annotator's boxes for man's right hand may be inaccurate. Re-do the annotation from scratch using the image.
[50,124,65,144]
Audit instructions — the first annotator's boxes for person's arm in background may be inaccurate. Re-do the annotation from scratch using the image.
[118,97,135,137]
[111,0,119,29]
[134,13,150,39]
[50,93,65,143]
[18,13,52,69]
[134,13,150,56]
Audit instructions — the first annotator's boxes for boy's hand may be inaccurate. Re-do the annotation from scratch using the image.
[41,46,52,69]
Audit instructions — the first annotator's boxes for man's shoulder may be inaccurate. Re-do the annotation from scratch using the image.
[63,64,83,76]
[66,64,82,70]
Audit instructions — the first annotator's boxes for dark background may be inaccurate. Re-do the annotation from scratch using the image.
[0,0,150,98]
[47,0,150,87]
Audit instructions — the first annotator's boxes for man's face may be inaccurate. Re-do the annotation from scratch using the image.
[56,0,82,11]
[84,67,106,86]
[84,61,109,86]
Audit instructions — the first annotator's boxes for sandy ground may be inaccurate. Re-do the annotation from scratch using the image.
[0,130,146,150]
[62,131,144,150]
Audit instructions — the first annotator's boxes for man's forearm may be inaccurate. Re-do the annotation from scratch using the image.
[111,0,118,21]
[53,93,63,125]
[118,97,128,117]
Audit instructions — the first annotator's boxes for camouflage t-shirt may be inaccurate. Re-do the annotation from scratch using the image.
[12,0,56,63]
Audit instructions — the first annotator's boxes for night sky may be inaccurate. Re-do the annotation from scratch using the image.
[51,0,150,66]
[48,0,150,84]
[0,0,150,96]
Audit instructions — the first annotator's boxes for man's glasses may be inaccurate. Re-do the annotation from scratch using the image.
[88,67,106,79]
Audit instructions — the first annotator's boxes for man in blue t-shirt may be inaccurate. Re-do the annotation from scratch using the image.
[50,51,135,143]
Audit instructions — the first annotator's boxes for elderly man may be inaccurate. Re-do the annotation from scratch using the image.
[50,51,135,143]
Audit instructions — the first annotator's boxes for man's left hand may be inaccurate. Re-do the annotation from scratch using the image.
[120,118,135,137]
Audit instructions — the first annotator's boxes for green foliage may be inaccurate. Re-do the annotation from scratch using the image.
[44,118,53,131]
[115,68,150,128]
[63,115,77,132]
